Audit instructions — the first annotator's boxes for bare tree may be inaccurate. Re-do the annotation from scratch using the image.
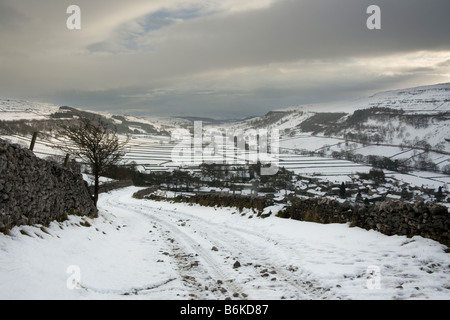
[57,117,129,206]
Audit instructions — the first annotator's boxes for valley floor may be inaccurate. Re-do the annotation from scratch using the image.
[0,187,449,300]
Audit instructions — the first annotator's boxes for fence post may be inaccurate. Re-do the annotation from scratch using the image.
[63,154,70,168]
[29,132,38,151]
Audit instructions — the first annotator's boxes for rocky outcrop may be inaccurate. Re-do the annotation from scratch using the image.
[0,138,97,232]
[280,197,450,246]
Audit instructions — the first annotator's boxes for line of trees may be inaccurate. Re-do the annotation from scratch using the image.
[330,149,447,174]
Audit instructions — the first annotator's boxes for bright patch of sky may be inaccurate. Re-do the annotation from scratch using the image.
[87,5,214,53]
[119,6,218,53]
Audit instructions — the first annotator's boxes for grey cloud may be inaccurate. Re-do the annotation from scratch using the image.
[0,1,27,30]
[1,0,450,118]
[437,59,450,68]
[134,0,450,74]
[39,71,438,119]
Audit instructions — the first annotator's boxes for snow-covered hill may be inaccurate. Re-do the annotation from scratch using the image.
[223,83,450,172]
[288,82,450,114]
[0,99,177,135]
[234,82,450,132]
[0,99,60,121]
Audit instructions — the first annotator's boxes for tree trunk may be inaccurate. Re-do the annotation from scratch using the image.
[93,164,100,207]
[94,173,99,207]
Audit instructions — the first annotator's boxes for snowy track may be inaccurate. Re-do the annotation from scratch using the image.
[96,187,450,300]
[1,186,449,300]
[102,191,340,300]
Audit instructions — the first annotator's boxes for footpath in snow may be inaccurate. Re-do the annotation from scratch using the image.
[0,186,449,300]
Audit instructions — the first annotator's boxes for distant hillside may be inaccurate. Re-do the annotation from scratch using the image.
[0,101,171,137]
[0,99,60,120]
[176,115,257,126]
[231,83,450,152]
[1,83,449,174]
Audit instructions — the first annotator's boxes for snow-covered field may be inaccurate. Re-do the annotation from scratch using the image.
[3,131,450,198]
[1,187,449,300]
[279,154,373,177]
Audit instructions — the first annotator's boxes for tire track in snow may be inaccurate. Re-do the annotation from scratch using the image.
[79,278,177,296]
[103,193,247,299]
[103,189,345,299]
[149,206,343,299]
[200,226,340,299]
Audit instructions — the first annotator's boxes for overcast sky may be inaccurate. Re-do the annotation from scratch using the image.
[1,0,449,118]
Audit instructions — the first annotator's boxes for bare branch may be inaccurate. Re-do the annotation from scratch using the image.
[55,117,129,206]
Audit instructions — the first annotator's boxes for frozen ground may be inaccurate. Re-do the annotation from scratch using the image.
[0,187,449,300]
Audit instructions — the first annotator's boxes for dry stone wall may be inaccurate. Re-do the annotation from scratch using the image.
[281,197,450,246]
[0,138,97,231]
